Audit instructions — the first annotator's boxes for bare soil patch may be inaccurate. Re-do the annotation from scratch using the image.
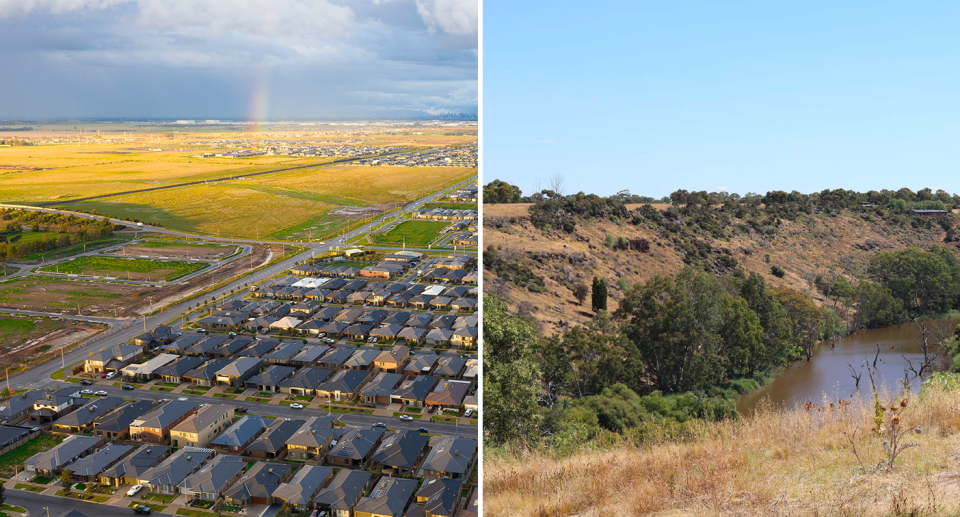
[110,243,239,261]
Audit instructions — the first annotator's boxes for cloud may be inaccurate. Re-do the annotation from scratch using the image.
[415,0,477,36]
[0,0,127,18]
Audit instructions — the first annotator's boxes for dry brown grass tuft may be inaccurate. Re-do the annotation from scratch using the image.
[484,386,960,516]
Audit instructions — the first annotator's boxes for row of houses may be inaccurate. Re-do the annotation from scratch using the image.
[444,185,478,203]
[414,209,477,221]
[253,277,478,307]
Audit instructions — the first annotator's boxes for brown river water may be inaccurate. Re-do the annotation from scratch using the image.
[737,317,957,414]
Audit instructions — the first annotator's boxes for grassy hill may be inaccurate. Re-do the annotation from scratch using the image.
[484,202,953,334]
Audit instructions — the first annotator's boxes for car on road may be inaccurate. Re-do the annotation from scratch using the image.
[399,415,413,421]
[80,389,94,395]
[290,403,304,409]
[94,390,108,396]
[373,422,385,428]
[196,328,206,333]
[178,397,188,401]
[80,380,93,386]
[122,384,135,390]
[235,406,247,413]
[127,484,143,496]
[418,427,429,434]
[133,505,151,515]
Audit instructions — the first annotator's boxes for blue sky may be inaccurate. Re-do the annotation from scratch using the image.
[0,0,477,120]
[484,1,960,197]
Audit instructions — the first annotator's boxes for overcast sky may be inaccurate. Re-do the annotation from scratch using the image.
[0,0,477,120]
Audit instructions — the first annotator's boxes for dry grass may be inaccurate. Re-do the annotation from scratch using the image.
[484,386,960,517]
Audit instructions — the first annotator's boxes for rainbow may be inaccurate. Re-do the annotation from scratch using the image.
[247,66,271,128]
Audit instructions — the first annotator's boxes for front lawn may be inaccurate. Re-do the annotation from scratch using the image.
[145,492,177,503]
[0,434,62,478]
[13,484,43,493]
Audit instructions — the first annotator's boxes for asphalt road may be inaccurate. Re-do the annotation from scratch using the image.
[7,490,134,517]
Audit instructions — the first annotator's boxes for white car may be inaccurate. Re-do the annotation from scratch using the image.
[105,372,117,379]
[94,390,108,396]
[399,415,414,421]
[178,397,188,401]
[80,389,94,395]
[127,484,143,496]
[290,403,304,409]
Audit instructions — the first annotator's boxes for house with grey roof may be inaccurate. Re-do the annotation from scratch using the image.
[403,352,439,376]
[272,465,334,511]
[209,337,253,358]
[314,369,373,402]
[245,418,303,460]
[53,396,124,433]
[28,387,83,424]
[156,356,206,384]
[66,443,134,482]
[451,326,478,349]
[209,415,269,454]
[184,334,228,356]
[326,427,385,468]
[317,347,357,369]
[136,446,215,494]
[84,343,142,374]
[223,461,292,506]
[424,328,453,346]
[133,325,178,349]
[237,339,280,359]
[396,326,428,345]
[182,358,233,386]
[24,434,105,476]
[370,430,430,478]
[93,400,155,440]
[311,306,342,321]
[215,357,264,387]
[290,345,328,365]
[312,470,374,515]
[432,356,467,379]
[380,311,410,326]
[353,477,418,517]
[178,454,247,501]
[390,376,439,408]
[129,400,199,444]
[0,390,46,424]
[360,373,405,405]
[98,445,170,487]
[262,342,305,364]
[242,365,294,392]
[278,367,334,396]
[342,349,379,371]
[407,478,464,517]
[159,334,202,354]
[285,416,336,462]
[419,436,477,480]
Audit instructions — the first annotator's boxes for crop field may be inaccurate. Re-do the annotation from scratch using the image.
[371,221,451,245]
[59,166,475,239]
[40,256,208,281]
[0,142,328,203]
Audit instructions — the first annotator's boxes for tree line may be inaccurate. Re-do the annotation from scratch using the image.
[0,210,118,260]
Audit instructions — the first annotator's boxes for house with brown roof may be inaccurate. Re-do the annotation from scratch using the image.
[170,404,234,448]
[129,400,199,445]
[425,380,471,416]
[373,346,409,374]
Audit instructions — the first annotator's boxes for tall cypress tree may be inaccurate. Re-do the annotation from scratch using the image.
[592,277,607,312]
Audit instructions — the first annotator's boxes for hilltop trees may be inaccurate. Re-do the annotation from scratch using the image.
[483,179,522,203]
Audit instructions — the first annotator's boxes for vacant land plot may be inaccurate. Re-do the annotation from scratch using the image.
[40,256,208,281]
[0,434,63,478]
[20,235,131,262]
[0,276,157,314]
[113,241,240,260]
[372,221,451,245]
[0,316,76,347]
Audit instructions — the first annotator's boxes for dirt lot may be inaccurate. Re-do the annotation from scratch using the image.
[0,316,105,374]
[0,243,294,316]
[110,242,240,261]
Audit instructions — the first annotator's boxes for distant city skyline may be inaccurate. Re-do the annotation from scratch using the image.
[485,1,960,198]
[0,0,477,119]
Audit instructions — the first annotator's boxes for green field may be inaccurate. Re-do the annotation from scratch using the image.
[20,235,131,261]
[39,256,208,281]
[371,221,451,245]
[0,434,61,478]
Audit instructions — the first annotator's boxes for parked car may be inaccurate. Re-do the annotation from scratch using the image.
[373,422,385,428]
[101,373,107,379]
[80,389,94,395]
[80,380,93,386]
[317,332,326,338]
[399,415,413,421]
[426,405,435,414]
[133,505,151,515]
[418,427,429,434]
[127,484,143,496]
[105,372,117,380]
[122,385,135,390]
[94,390,108,396]
[463,409,473,418]
[290,403,304,409]
[196,328,206,333]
